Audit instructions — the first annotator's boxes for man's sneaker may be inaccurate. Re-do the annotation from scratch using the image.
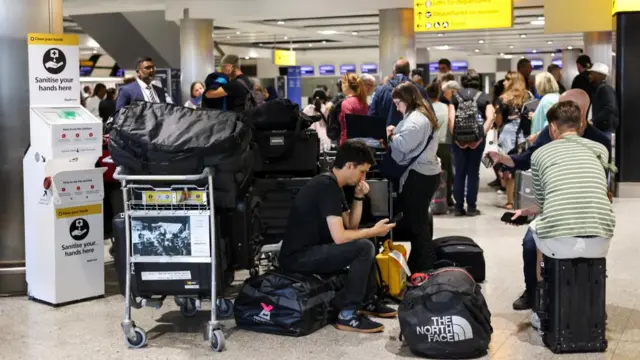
[361,302,398,318]
[467,209,482,217]
[512,291,532,311]
[335,314,384,333]
[454,208,467,217]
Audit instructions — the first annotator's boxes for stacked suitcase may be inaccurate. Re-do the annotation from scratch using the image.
[514,170,536,209]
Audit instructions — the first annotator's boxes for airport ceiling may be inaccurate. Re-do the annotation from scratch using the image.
[63,0,583,56]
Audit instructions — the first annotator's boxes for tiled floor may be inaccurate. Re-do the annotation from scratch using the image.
[0,169,637,360]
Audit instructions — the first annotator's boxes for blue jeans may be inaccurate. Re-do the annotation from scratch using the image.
[451,141,486,211]
[522,228,538,300]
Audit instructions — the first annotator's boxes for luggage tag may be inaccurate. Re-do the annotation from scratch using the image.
[388,250,411,277]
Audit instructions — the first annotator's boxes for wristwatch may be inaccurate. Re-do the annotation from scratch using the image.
[353,196,365,201]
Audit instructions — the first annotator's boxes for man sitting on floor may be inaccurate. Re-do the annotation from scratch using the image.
[511,100,615,329]
[279,140,397,333]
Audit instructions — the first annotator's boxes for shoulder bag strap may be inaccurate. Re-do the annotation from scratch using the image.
[405,119,435,169]
[563,136,617,173]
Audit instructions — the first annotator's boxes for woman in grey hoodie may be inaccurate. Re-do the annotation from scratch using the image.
[387,82,441,273]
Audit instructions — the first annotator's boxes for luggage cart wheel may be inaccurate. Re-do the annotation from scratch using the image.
[124,327,147,349]
[180,298,198,317]
[210,330,225,352]
[216,298,234,318]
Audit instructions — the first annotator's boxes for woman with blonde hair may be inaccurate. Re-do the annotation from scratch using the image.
[495,71,531,210]
[530,71,561,136]
[338,73,369,144]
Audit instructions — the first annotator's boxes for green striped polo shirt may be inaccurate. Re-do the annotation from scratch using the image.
[530,134,615,240]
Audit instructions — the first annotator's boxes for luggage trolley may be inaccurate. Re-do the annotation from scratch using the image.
[113,167,227,352]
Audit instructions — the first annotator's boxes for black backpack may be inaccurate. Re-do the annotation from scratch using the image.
[237,77,258,111]
[398,267,493,359]
[326,98,344,141]
[453,91,483,144]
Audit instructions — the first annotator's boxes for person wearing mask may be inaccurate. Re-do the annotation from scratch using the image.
[205,54,254,112]
[449,70,496,216]
[571,55,595,98]
[387,82,441,274]
[588,63,619,137]
[547,64,566,94]
[98,88,117,123]
[360,74,377,98]
[369,59,429,126]
[86,83,106,118]
[184,81,205,109]
[278,140,397,334]
[495,71,531,210]
[427,83,454,209]
[486,89,611,311]
[338,73,369,145]
[529,72,561,141]
[512,100,615,330]
[115,57,169,113]
[303,88,331,152]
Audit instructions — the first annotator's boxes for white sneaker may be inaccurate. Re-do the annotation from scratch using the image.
[531,312,541,332]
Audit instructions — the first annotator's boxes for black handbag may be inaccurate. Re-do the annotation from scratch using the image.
[380,132,433,181]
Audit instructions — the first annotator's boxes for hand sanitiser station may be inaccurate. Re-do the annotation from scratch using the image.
[23,33,106,305]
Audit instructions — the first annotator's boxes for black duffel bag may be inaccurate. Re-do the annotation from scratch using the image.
[244,98,312,131]
[234,270,345,337]
[399,267,492,359]
[109,101,251,175]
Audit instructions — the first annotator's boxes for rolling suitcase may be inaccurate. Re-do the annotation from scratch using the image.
[536,257,607,353]
[514,170,535,210]
[433,236,486,282]
[253,129,320,177]
[219,190,263,271]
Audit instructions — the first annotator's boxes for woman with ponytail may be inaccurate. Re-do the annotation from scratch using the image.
[302,88,331,152]
[338,73,369,144]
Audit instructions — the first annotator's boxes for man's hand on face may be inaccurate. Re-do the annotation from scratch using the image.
[355,180,370,198]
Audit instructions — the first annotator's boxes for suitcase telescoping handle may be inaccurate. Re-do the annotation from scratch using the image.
[112,166,213,182]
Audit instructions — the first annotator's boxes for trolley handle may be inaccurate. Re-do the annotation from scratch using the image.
[113,166,213,182]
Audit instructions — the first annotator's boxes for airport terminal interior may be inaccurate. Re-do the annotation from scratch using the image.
[2,0,640,359]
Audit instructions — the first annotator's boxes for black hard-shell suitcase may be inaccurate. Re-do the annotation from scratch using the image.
[433,236,486,282]
[254,129,319,176]
[253,178,310,245]
[219,190,263,271]
[112,213,233,297]
[537,257,607,353]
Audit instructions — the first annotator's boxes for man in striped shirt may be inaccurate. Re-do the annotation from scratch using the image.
[512,100,615,281]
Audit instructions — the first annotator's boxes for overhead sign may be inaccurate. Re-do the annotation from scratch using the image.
[300,65,315,76]
[274,49,296,66]
[340,64,356,75]
[319,65,335,75]
[28,33,80,106]
[613,0,640,14]
[414,0,513,32]
[361,63,378,74]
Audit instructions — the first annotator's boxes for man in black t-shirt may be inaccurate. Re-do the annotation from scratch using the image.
[204,54,253,112]
[279,140,396,334]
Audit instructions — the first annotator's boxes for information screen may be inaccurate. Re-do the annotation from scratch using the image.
[429,62,438,72]
[340,64,356,75]
[552,59,563,68]
[451,61,468,72]
[361,63,378,74]
[300,65,315,76]
[79,66,93,76]
[531,59,544,71]
[319,65,335,75]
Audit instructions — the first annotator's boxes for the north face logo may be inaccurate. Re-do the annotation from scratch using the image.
[254,303,273,323]
[416,316,473,342]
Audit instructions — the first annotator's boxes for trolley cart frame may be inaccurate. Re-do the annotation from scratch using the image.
[113,167,226,352]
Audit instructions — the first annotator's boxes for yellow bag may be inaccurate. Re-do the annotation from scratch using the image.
[376,239,410,297]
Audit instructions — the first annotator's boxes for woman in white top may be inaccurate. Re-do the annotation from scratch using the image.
[302,88,332,152]
[184,81,205,109]
[386,82,441,273]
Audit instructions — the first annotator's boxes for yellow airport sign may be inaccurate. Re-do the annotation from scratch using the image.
[28,33,79,46]
[274,50,296,66]
[613,0,640,14]
[414,0,513,32]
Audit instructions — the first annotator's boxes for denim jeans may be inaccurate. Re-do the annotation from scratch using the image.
[451,141,486,211]
[279,239,378,311]
[522,228,538,301]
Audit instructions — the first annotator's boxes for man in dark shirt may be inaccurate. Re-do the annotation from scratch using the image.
[487,89,611,310]
[589,62,619,135]
[547,64,566,94]
[571,55,596,99]
[279,140,396,333]
[201,72,229,110]
[204,54,254,112]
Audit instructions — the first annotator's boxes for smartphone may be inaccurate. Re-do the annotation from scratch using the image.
[501,211,529,225]
[481,153,494,168]
[391,212,404,223]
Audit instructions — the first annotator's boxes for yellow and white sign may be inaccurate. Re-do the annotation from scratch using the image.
[613,0,640,14]
[274,49,296,66]
[414,0,513,32]
[28,33,80,106]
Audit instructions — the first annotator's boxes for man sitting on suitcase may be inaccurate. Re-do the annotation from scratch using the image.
[279,140,397,333]
[510,100,615,330]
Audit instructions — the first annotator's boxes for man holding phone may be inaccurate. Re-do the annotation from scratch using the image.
[279,140,397,334]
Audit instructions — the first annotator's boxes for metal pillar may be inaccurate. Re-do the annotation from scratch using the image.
[561,49,581,91]
[0,0,63,295]
[180,9,214,105]
[584,31,613,86]
[379,8,416,77]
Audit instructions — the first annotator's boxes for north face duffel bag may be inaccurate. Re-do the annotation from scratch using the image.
[398,267,493,359]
